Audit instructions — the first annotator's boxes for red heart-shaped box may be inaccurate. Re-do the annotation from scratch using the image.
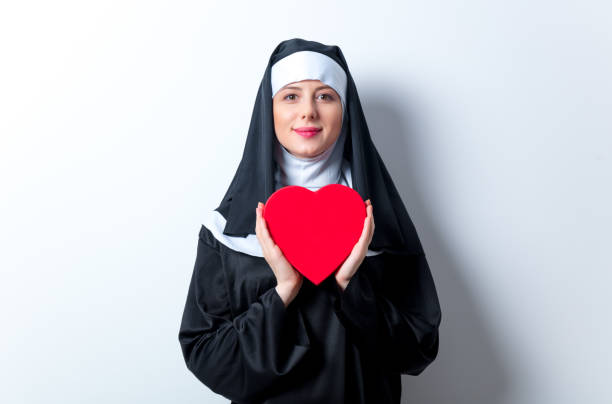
[263,184,366,285]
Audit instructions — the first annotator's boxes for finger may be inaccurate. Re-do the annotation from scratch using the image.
[363,207,374,243]
[255,204,270,256]
[370,211,375,232]
[255,204,263,239]
[363,205,372,230]
[348,218,369,259]
[358,214,370,246]
[255,206,260,237]
[353,201,373,248]
[255,206,264,247]
[261,220,275,250]
[259,204,277,251]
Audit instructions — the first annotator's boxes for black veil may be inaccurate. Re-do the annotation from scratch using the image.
[215,38,425,256]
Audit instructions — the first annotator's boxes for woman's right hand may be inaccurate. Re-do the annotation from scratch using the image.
[255,202,303,307]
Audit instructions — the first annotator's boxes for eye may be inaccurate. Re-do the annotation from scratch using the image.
[318,93,334,101]
[283,93,297,101]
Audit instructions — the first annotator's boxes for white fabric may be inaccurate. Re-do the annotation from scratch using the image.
[273,126,348,192]
[271,50,347,118]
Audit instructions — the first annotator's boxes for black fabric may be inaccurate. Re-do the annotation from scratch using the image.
[214,37,424,255]
[178,225,441,403]
[178,38,441,403]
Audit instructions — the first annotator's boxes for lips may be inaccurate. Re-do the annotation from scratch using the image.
[294,126,322,138]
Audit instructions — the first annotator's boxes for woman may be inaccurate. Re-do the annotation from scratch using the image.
[178,38,441,404]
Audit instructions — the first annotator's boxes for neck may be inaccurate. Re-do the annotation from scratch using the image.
[274,130,347,191]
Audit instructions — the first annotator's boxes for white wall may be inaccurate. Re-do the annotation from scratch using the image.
[1,1,610,403]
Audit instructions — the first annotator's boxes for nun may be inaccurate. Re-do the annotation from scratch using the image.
[178,38,442,404]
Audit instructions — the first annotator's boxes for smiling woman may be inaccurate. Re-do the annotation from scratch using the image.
[178,38,441,404]
[273,80,343,159]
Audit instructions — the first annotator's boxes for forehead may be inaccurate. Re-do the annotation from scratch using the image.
[279,79,332,91]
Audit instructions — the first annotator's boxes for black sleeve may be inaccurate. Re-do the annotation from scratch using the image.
[178,228,311,403]
[331,252,441,375]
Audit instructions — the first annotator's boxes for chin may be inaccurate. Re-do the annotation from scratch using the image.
[285,142,320,158]
[298,145,326,158]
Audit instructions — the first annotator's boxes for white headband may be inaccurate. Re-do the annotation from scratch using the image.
[271,50,347,114]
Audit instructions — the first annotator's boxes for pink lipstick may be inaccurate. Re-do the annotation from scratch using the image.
[294,126,322,138]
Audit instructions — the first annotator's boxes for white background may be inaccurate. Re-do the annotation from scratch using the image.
[1,1,610,403]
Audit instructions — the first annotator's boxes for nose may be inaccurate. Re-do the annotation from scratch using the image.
[300,97,318,120]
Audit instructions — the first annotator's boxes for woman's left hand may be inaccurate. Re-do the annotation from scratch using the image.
[334,199,375,291]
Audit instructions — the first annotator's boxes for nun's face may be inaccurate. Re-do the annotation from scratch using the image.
[273,80,343,159]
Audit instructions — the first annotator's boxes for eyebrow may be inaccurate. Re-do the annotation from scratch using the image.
[280,85,333,92]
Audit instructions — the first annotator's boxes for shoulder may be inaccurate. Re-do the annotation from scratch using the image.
[198,223,221,251]
[200,209,264,257]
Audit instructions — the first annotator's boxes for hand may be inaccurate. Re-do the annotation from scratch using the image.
[334,199,375,291]
[255,202,303,306]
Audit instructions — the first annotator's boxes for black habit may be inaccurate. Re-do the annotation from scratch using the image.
[178,38,442,404]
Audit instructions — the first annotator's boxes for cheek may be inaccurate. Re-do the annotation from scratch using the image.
[334,111,343,128]
[273,111,289,132]
[323,106,343,129]
[274,109,294,128]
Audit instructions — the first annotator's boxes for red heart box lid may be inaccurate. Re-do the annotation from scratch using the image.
[263,184,366,285]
